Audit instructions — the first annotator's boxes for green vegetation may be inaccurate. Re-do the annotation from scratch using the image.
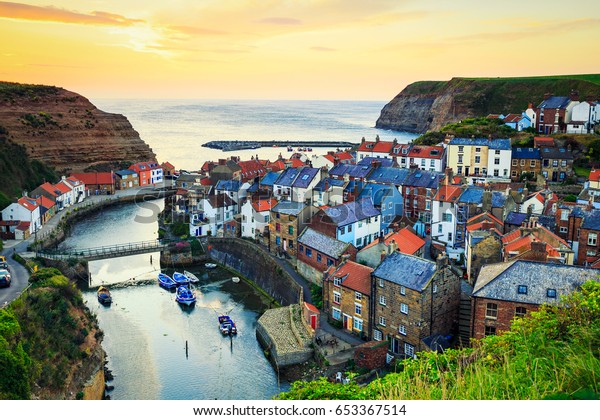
[171,221,189,237]
[0,125,58,205]
[414,117,521,145]
[0,82,59,101]
[278,280,600,400]
[563,194,578,203]
[0,267,97,399]
[574,166,592,177]
[189,238,204,256]
[309,283,323,310]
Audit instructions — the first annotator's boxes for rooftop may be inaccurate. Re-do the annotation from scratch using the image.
[331,261,373,296]
[292,167,320,188]
[512,147,541,159]
[458,186,484,204]
[448,138,511,150]
[537,96,570,109]
[373,252,437,292]
[272,201,308,216]
[323,198,380,227]
[298,227,351,258]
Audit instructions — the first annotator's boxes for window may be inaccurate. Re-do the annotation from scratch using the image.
[276,236,281,245]
[457,166,463,174]
[373,330,382,341]
[448,232,452,242]
[561,160,567,167]
[399,324,407,335]
[560,210,569,221]
[356,237,363,247]
[486,302,498,319]
[288,240,293,249]
[404,343,415,357]
[495,150,501,155]
[494,169,499,177]
[288,225,293,235]
[485,326,496,336]
[348,225,352,233]
[353,318,363,332]
[276,213,280,219]
[317,253,322,262]
[378,316,386,326]
[327,258,334,266]
[355,291,362,301]
[494,158,500,165]
[275,222,281,232]
[560,226,568,233]
[433,284,438,293]
[305,248,312,257]
[530,160,536,167]
[400,286,406,295]
[511,171,517,178]
[553,160,558,167]
[355,303,362,316]
[379,278,384,288]
[400,303,409,314]
[340,226,345,234]
[512,159,518,166]
[475,147,481,153]
[475,156,481,164]
[442,213,452,222]
[520,159,525,166]
[458,155,463,164]
[333,277,341,287]
[588,233,597,246]
[515,307,527,317]
[458,146,464,152]
[333,291,341,304]
[299,245,304,253]
[425,200,431,210]
[547,289,557,298]
[380,295,387,306]
[517,285,528,295]
[332,308,341,320]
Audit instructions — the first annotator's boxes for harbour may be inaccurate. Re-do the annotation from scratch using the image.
[203,140,359,152]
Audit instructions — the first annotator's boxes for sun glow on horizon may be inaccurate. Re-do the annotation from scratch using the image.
[1,1,599,100]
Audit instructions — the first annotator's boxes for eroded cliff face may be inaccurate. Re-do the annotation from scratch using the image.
[0,83,155,172]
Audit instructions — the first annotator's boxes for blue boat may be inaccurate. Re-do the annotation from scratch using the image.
[173,271,190,286]
[218,315,238,335]
[158,272,176,289]
[175,285,196,306]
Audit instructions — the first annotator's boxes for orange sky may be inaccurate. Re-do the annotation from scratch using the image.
[1,1,599,100]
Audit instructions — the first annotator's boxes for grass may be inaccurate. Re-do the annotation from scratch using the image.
[464,74,600,85]
[574,166,592,177]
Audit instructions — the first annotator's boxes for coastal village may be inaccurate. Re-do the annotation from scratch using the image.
[2,90,599,381]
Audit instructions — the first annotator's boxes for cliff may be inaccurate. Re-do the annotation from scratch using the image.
[0,82,156,173]
[376,75,600,133]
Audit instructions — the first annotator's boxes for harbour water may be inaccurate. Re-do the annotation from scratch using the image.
[63,201,287,399]
[92,99,417,170]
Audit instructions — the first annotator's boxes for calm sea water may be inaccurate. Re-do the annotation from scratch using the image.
[92,99,417,170]
[62,201,286,399]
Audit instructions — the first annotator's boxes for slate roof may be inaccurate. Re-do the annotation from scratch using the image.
[512,147,541,159]
[357,157,395,167]
[292,167,320,188]
[505,211,528,226]
[582,209,600,230]
[367,167,410,185]
[313,177,346,192]
[205,194,236,208]
[358,184,396,207]
[259,171,280,187]
[491,191,507,208]
[323,198,380,227]
[329,164,373,179]
[539,147,574,160]
[274,168,301,187]
[537,96,570,109]
[536,215,556,231]
[115,169,137,177]
[298,227,350,258]
[404,170,443,189]
[373,252,437,292]
[449,138,511,150]
[458,186,484,204]
[473,260,599,304]
[272,201,307,216]
[215,180,241,192]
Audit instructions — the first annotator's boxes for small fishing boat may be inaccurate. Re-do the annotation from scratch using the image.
[175,285,196,306]
[218,315,237,335]
[184,270,200,284]
[158,272,176,289]
[287,146,293,152]
[205,263,217,269]
[307,147,312,152]
[97,286,112,305]
[232,277,240,283]
[173,271,190,286]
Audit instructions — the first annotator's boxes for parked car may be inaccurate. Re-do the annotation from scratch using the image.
[0,269,10,288]
[0,261,8,270]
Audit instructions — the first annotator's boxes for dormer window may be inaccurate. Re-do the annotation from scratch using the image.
[517,285,528,295]
[547,289,557,298]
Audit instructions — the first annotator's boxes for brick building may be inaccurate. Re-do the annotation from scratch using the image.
[269,201,316,258]
[371,253,461,358]
[471,260,600,339]
[576,208,600,265]
[297,227,357,285]
[510,147,541,181]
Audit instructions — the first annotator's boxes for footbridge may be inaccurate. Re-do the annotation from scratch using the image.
[37,239,172,261]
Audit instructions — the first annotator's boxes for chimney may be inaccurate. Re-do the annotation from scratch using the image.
[527,103,533,109]
[218,159,226,165]
[341,254,350,263]
[436,252,449,271]
[530,240,547,255]
[371,159,381,169]
[381,250,387,262]
[445,167,453,186]
[393,138,398,145]
[324,179,329,191]
[328,151,335,156]
[375,135,380,144]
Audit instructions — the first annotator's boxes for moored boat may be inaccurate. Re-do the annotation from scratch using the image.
[175,285,196,306]
[232,277,240,283]
[184,270,200,284]
[218,315,238,335]
[158,272,176,289]
[97,286,112,305]
[205,263,217,269]
[173,271,190,286]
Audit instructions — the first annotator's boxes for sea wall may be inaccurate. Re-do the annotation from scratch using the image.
[207,238,302,306]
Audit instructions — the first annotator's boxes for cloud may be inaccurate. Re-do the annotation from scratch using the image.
[257,17,302,25]
[0,1,143,26]
[311,46,336,52]
[167,25,228,36]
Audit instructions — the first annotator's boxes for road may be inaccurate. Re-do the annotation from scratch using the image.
[0,184,170,308]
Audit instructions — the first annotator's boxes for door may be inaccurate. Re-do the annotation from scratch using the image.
[310,315,317,329]
[465,167,470,176]
[392,338,401,354]
[343,314,352,330]
[552,171,558,182]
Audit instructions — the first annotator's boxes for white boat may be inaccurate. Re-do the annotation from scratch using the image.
[184,270,200,284]
[232,277,240,283]
[205,263,217,269]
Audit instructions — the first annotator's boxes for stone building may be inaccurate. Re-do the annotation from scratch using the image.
[471,260,600,339]
[371,252,461,358]
[269,201,317,258]
[323,260,373,339]
[510,147,541,181]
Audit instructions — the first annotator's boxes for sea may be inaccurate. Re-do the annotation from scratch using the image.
[92,99,417,170]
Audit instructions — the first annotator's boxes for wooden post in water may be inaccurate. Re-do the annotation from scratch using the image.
[185,340,189,359]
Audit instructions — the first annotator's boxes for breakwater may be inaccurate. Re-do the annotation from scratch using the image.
[203,140,358,152]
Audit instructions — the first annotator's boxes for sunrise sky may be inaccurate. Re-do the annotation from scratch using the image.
[1,0,599,100]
